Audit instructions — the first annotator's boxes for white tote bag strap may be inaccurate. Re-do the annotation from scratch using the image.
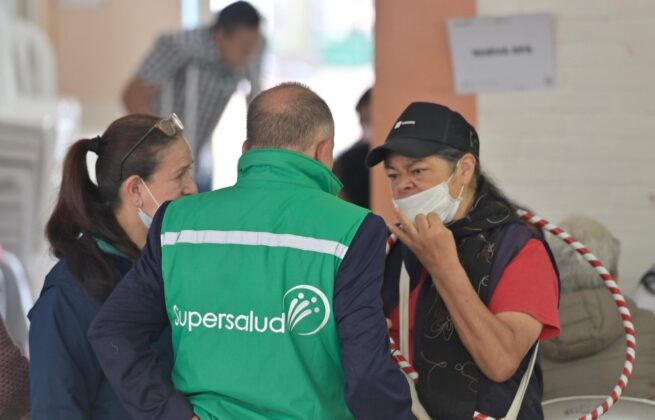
[405,374,432,420]
[399,262,432,419]
[501,342,539,420]
[397,258,538,420]
[399,262,411,355]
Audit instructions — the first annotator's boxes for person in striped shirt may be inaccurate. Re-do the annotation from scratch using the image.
[123,1,264,192]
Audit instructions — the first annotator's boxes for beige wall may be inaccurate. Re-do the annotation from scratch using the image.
[41,0,181,128]
[372,0,653,292]
[477,0,655,292]
[372,0,476,222]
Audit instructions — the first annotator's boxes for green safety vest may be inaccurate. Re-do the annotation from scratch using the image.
[161,149,369,419]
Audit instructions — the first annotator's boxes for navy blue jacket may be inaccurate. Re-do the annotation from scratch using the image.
[88,202,412,420]
[28,248,173,420]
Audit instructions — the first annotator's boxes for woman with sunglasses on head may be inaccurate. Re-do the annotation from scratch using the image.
[28,114,197,420]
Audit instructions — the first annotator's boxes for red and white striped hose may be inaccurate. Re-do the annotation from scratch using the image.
[386,209,636,420]
[385,235,421,381]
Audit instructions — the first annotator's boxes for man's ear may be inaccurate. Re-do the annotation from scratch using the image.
[314,138,334,170]
[242,139,250,154]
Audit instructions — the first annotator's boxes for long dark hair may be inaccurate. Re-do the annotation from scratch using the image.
[437,146,520,211]
[46,114,180,300]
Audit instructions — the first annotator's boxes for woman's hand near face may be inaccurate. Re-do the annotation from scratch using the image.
[388,209,461,280]
[388,207,544,383]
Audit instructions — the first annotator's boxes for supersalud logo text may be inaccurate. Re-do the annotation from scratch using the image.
[172,285,331,336]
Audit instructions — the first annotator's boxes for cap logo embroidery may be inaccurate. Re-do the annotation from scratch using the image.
[394,120,416,129]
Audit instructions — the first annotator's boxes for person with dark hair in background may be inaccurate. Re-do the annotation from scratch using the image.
[366,102,560,419]
[0,317,30,420]
[88,83,412,420]
[333,87,372,208]
[28,114,197,419]
[123,1,264,192]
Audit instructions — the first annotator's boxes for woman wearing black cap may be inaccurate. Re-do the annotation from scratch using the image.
[28,114,197,419]
[367,102,560,419]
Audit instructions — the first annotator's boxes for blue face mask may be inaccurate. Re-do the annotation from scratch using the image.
[137,178,161,229]
[137,207,154,229]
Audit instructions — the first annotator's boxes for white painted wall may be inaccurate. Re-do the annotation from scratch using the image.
[476,0,655,293]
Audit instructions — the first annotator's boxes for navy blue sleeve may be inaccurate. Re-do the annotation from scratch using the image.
[87,202,195,420]
[334,213,413,420]
[29,288,99,420]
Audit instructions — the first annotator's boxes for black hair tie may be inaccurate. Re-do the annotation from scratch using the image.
[89,135,103,155]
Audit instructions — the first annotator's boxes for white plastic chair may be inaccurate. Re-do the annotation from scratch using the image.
[0,6,56,103]
[542,396,655,419]
[0,248,32,353]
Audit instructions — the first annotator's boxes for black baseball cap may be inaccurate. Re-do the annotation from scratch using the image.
[366,102,479,167]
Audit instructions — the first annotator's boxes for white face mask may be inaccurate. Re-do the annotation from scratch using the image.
[137,178,161,229]
[392,173,464,225]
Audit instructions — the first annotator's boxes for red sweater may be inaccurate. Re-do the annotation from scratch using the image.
[389,239,561,363]
[0,317,30,419]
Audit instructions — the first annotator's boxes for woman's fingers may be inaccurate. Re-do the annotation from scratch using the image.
[389,222,412,247]
[389,208,422,251]
[415,213,430,232]
[427,212,443,229]
[394,207,418,237]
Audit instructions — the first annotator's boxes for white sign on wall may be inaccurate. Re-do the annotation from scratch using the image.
[58,0,104,8]
[447,14,556,94]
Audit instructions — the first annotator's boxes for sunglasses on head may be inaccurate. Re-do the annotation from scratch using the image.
[119,113,184,180]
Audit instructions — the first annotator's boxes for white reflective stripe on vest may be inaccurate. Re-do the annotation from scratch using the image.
[161,230,349,260]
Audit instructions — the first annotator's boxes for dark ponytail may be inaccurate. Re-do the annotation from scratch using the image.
[437,145,521,211]
[46,114,180,300]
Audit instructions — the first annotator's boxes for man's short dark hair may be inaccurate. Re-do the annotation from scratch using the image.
[246,82,334,151]
[213,1,261,33]
[355,88,372,113]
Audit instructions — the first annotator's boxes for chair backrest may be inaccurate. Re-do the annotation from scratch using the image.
[10,18,57,99]
[0,8,17,107]
[0,3,80,306]
[0,6,56,105]
[0,119,45,267]
[0,248,32,352]
[542,395,655,420]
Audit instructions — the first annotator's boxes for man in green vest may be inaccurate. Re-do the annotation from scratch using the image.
[89,83,413,420]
